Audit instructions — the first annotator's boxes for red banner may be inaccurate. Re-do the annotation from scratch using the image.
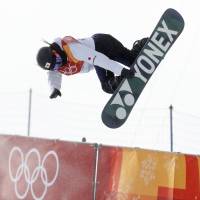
[1,135,200,200]
[0,135,96,200]
[96,146,123,200]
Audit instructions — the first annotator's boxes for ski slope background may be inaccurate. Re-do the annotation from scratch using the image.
[0,0,200,154]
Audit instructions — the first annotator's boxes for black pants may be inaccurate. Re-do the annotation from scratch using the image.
[92,34,148,93]
[92,34,136,83]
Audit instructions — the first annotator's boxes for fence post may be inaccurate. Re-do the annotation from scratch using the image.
[169,105,173,152]
[27,88,32,136]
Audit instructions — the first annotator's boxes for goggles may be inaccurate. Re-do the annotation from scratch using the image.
[42,41,67,71]
[51,52,63,70]
[44,51,63,71]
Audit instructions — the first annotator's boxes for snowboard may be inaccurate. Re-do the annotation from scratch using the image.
[101,8,185,128]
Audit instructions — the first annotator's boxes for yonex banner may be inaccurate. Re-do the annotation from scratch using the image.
[96,146,200,200]
[0,135,96,200]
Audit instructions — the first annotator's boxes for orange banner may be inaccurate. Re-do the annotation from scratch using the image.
[0,135,96,200]
[96,146,200,200]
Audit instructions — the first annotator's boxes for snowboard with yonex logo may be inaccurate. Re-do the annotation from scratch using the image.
[101,8,185,128]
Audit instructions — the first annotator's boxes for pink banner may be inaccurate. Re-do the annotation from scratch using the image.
[0,135,96,200]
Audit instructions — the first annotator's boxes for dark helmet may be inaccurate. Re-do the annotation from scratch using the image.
[36,46,53,70]
[36,42,67,70]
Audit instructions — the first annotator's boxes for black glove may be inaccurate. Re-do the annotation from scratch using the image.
[50,88,61,99]
[121,68,135,79]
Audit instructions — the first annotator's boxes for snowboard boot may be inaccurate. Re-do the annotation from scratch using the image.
[101,82,114,94]
[101,76,123,94]
[131,37,148,58]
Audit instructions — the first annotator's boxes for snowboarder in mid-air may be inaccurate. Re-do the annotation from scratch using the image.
[36,34,148,98]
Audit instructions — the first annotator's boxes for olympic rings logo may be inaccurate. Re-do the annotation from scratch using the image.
[58,63,78,75]
[64,64,78,75]
[8,147,59,200]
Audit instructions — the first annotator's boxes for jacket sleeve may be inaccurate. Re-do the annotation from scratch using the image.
[69,43,124,76]
[47,70,62,92]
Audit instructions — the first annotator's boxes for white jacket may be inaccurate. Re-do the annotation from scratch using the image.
[48,36,124,92]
